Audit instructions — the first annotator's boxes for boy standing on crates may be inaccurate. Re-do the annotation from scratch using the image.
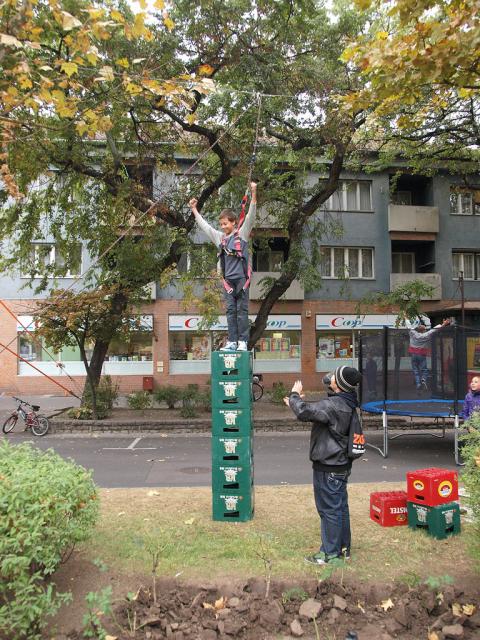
[188,182,257,352]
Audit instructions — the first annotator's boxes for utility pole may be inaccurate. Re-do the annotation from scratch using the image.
[459,270,465,326]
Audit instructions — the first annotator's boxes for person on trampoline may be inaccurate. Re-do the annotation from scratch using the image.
[463,376,480,421]
[408,319,451,392]
[188,182,257,352]
[284,366,362,565]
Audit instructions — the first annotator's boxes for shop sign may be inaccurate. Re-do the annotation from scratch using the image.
[17,314,153,332]
[169,314,301,331]
[315,314,427,330]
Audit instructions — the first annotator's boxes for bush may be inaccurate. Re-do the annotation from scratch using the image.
[180,384,200,419]
[127,390,153,411]
[80,375,119,419]
[460,412,480,564]
[0,440,99,639]
[269,381,289,404]
[154,385,182,409]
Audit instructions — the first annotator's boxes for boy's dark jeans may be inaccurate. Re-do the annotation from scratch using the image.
[313,468,351,558]
[224,278,249,343]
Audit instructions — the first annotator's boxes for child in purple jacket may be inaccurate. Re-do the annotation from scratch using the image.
[463,376,480,421]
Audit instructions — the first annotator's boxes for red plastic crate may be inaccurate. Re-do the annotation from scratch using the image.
[406,468,458,507]
[370,491,408,527]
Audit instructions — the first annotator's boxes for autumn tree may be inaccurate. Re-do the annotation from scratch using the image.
[1,0,369,398]
[341,0,480,170]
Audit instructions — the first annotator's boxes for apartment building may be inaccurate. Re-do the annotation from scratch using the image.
[1,165,479,395]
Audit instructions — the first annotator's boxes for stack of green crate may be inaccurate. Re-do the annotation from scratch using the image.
[211,351,254,522]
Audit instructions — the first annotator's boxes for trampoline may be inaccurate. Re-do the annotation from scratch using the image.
[359,325,479,465]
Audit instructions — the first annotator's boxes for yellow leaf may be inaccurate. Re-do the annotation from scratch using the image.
[463,604,476,616]
[105,636,118,640]
[139,0,147,8]
[116,58,129,68]
[380,598,394,612]
[86,52,98,65]
[428,632,440,640]
[198,63,215,76]
[184,517,195,525]
[98,65,114,81]
[18,75,33,90]
[186,113,196,124]
[61,61,78,77]
[375,31,389,40]
[0,33,23,48]
[147,490,160,496]
[111,10,125,23]
[163,14,175,31]
[76,120,88,135]
[61,11,82,31]
[203,602,215,610]
[215,597,226,610]
[125,82,143,95]
[452,602,462,617]
[154,0,165,8]
[132,12,147,38]
[86,8,104,20]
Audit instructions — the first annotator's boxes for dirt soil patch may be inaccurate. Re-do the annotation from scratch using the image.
[54,574,480,640]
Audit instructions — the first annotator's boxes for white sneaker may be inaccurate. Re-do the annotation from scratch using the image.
[220,341,237,351]
[237,341,248,351]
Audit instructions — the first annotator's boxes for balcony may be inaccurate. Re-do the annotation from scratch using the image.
[388,204,439,234]
[390,273,442,300]
[249,272,304,300]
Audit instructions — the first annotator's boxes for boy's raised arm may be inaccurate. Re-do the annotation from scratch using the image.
[189,198,222,245]
[239,182,257,240]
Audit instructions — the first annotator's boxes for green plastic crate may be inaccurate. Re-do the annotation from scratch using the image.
[212,407,253,436]
[212,485,254,522]
[212,379,252,408]
[212,463,253,492]
[211,435,253,465]
[407,501,461,540]
[211,351,252,380]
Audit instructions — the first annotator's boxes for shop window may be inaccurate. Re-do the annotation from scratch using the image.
[169,331,226,361]
[106,319,154,361]
[254,330,301,360]
[21,243,82,278]
[392,252,415,274]
[452,252,478,280]
[321,181,372,212]
[317,332,354,360]
[18,333,42,362]
[320,247,374,279]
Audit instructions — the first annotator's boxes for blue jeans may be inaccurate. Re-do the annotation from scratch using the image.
[224,278,249,342]
[313,469,351,558]
[411,354,428,387]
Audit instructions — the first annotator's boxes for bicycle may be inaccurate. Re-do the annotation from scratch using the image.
[252,374,264,402]
[2,396,50,436]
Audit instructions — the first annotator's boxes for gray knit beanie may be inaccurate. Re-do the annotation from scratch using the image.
[334,366,361,393]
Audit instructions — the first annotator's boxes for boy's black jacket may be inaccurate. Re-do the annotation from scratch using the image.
[289,391,359,471]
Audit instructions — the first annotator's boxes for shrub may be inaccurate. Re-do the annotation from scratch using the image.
[0,440,99,639]
[460,412,480,564]
[154,385,182,409]
[269,381,289,404]
[199,388,212,412]
[180,384,200,419]
[80,375,119,419]
[127,390,153,411]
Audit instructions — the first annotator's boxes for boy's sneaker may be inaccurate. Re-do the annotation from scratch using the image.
[304,552,329,566]
[220,341,237,351]
[237,341,248,351]
[341,548,351,561]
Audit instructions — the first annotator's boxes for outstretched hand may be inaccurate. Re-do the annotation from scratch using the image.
[250,181,257,191]
[188,198,198,211]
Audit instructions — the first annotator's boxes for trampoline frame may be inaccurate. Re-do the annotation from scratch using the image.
[359,326,468,466]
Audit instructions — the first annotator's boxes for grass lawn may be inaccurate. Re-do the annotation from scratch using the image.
[86,482,475,586]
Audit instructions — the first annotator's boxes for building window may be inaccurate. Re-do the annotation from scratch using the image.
[21,243,82,278]
[450,189,475,215]
[392,252,415,274]
[322,181,372,212]
[452,252,478,280]
[320,247,374,279]
[177,244,218,275]
[253,237,289,272]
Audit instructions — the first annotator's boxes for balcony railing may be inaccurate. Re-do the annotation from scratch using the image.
[249,272,305,300]
[388,204,439,233]
[390,273,442,300]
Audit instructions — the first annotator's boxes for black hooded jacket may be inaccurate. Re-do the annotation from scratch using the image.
[288,391,359,472]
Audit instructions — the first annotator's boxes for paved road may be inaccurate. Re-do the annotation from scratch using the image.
[0,430,460,488]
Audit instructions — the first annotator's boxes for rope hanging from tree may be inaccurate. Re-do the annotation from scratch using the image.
[238,93,262,229]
